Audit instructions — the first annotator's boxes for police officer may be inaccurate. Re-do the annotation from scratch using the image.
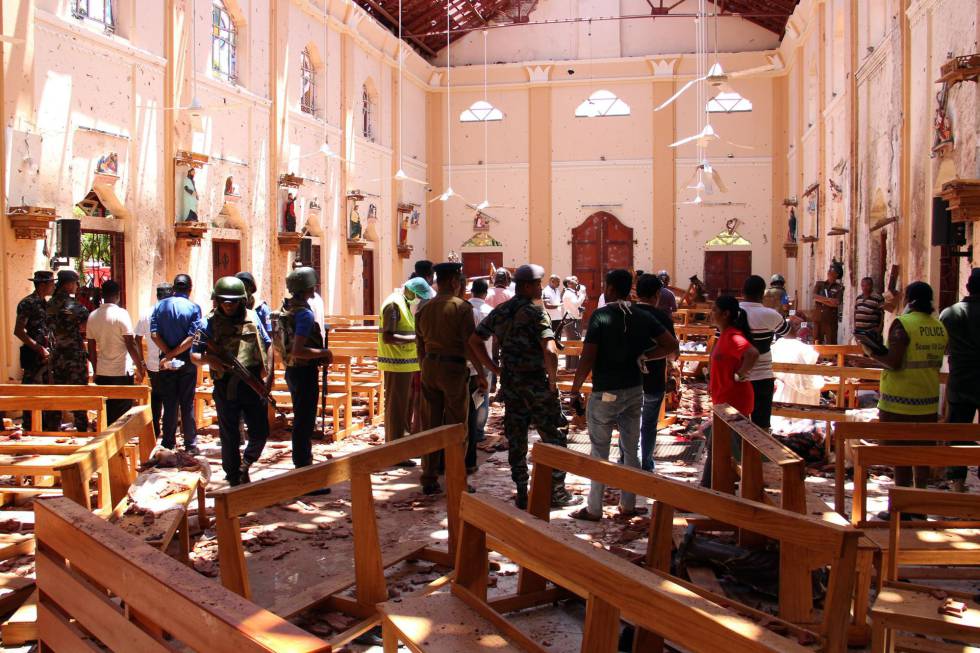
[46,269,90,431]
[236,271,272,335]
[415,261,485,494]
[192,277,271,486]
[275,267,333,472]
[15,271,56,430]
[469,264,580,509]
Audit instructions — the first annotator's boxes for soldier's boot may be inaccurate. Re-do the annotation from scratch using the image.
[515,485,528,510]
[239,461,252,484]
[551,487,583,508]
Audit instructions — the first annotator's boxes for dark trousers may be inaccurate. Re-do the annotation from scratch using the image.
[879,409,936,488]
[147,370,165,439]
[750,378,776,430]
[160,363,197,449]
[214,374,269,482]
[20,346,58,431]
[285,365,320,468]
[95,374,134,426]
[947,402,980,482]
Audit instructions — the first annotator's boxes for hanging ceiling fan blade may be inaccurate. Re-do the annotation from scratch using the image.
[669,132,704,148]
[728,62,777,79]
[395,172,430,186]
[720,138,755,150]
[680,167,700,191]
[709,166,728,193]
[654,76,706,112]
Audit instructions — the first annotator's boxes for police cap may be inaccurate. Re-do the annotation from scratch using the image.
[173,274,192,291]
[156,282,174,300]
[513,264,545,283]
[433,262,462,282]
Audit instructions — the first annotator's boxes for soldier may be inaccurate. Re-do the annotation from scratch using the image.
[236,271,272,335]
[46,269,91,431]
[764,274,790,316]
[192,277,271,486]
[275,267,333,476]
[415,261,486,495]
[14,271,56,430]
[469,264,581,509]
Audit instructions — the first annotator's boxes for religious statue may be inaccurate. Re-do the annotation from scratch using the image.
[309,196,321,210]
[282,191,297,232]
[399,211,410,247]
[787,207,797,242]
[474,211,489,231]
[364,204,380,242]
[933,82,954,154]
[96,152,118,175]
[348,202,363,241]
[180,168,199,222]
[224,176,236,195]
[409,207,420,226]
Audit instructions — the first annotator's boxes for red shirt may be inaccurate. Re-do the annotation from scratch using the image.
[710,327,755,416]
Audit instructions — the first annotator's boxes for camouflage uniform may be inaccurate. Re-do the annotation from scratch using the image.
[475,296,570,498]
[46,290,90,431]
[16,292,57,430]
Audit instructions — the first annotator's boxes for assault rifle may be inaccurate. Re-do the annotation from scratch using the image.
[196,330,288,421]
[553,314,577,351]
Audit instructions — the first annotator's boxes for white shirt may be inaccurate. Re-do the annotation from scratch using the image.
[135,313,161,372]
[468,297,493,376]
[771,337,822,404]
[541,285,564,321]
[741,301,791,381]
[562,285,586,318]
[86,303,135,376]
[310,291,326,339]
[597,293,606,309]
[486,286,514,309]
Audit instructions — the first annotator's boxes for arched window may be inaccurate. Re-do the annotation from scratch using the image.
[301,48,317,115]
[72,0,114,33]
[575,90,630,118]
[212,0,238,82]
[460,100,503,123]
[362,84,375,142]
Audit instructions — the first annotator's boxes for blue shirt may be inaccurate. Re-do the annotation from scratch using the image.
[293,307,314,338]
[255,302,273,335]
[150,294,202,363]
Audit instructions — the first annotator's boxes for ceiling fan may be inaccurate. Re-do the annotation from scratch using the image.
[655,58,776,112]
[680,159,728,196]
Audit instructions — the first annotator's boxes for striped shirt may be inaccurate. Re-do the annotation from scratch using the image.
[741,302,791,381]
[854,293,885,333]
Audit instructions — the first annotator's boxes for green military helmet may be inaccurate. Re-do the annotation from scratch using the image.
[286,266,318,295]
[212,276,248,301]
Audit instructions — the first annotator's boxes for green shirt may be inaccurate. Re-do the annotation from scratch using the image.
[584,302,665,393]
[940,297,980,405]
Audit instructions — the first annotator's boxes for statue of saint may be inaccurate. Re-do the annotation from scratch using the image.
[282,192,297,232]
[348,203,362,240]
[180,168,199,222]
[787,208,798,242]
[399,212,410,246]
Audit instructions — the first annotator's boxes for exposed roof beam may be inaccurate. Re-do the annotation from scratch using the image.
[358,0,438,56]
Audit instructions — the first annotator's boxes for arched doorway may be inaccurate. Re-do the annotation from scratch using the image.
[571,211,634,318]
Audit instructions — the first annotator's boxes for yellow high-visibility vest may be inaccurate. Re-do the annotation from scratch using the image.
[879,311,947,415]
[377,292,419,373]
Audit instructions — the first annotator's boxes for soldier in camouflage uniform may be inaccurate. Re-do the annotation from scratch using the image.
[470,264,581,510]
[14,271,56,430]
[45,269,91,431]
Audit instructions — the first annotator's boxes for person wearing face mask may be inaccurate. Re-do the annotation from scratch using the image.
[857,282,947,498]
[378,276,434,455]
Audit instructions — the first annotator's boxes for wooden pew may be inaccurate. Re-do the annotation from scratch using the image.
[210,424,466,648]
[870,488,980,652]
[325,314,378,327]
[380,492,817,653]
[33,496,330,653]
[526,442,860,649]
[0,395,109,434]
[834,422,980,518]
[0,383,150,405]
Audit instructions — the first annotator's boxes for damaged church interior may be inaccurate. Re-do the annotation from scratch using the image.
[0,0,979,650]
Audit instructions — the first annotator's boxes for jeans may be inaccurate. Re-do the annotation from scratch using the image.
[467,372,490,470]
[159,363,197,449]
[586,386,643,515]
[147,370,164,439]
[214,373,269,482]
[640,392,665,471]
[95,374,134,426]
[947,402,980,482]
[750,378,775,430]
[285,365,320,468]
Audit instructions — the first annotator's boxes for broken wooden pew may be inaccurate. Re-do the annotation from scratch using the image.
[33,496,330,652]
[211,424,466,649]
[380,492,818,653]
[524,443,861,651]
[870,488,980,652]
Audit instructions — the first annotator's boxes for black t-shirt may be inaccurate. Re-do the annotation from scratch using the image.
[584,302,665,392]
[632,303,675,395]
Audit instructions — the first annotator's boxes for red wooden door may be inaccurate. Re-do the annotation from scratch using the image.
[212,240,241,282]
[462,252,503,279]
[571,212,634,320]
[703,251,752,298]
[362,249,375,316]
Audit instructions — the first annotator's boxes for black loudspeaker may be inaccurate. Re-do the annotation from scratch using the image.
[299,238,313,265]
[932,197,966,247]
[57,219,81,258]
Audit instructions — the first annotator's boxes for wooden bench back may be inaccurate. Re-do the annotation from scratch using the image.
[835,422,980,520]
[325,314,378,327]
[211,425,466,619]
[0,383,150,405]
[455,493,811,653]
[851,443,980,527]
[528,442,860,650]
[885,487,980,580]
[34,497,330,653]
[0,395,109,433]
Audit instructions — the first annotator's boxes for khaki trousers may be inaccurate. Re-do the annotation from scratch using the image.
[383,371,414,442]
[419,358,469,485]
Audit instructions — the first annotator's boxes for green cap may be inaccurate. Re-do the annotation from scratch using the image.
[213,276,248,301]
[286,267,318,295]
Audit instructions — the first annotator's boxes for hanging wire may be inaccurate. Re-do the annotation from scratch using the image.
[446,0,452,192]
[482,28,489,204]
[398,0,403,171]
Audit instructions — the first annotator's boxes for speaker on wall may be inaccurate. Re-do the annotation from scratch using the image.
[932,197,966,247]
[57,219,81,258]
[299,238,313,266]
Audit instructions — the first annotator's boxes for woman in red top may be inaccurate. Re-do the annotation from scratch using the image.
[709,295,759,415]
